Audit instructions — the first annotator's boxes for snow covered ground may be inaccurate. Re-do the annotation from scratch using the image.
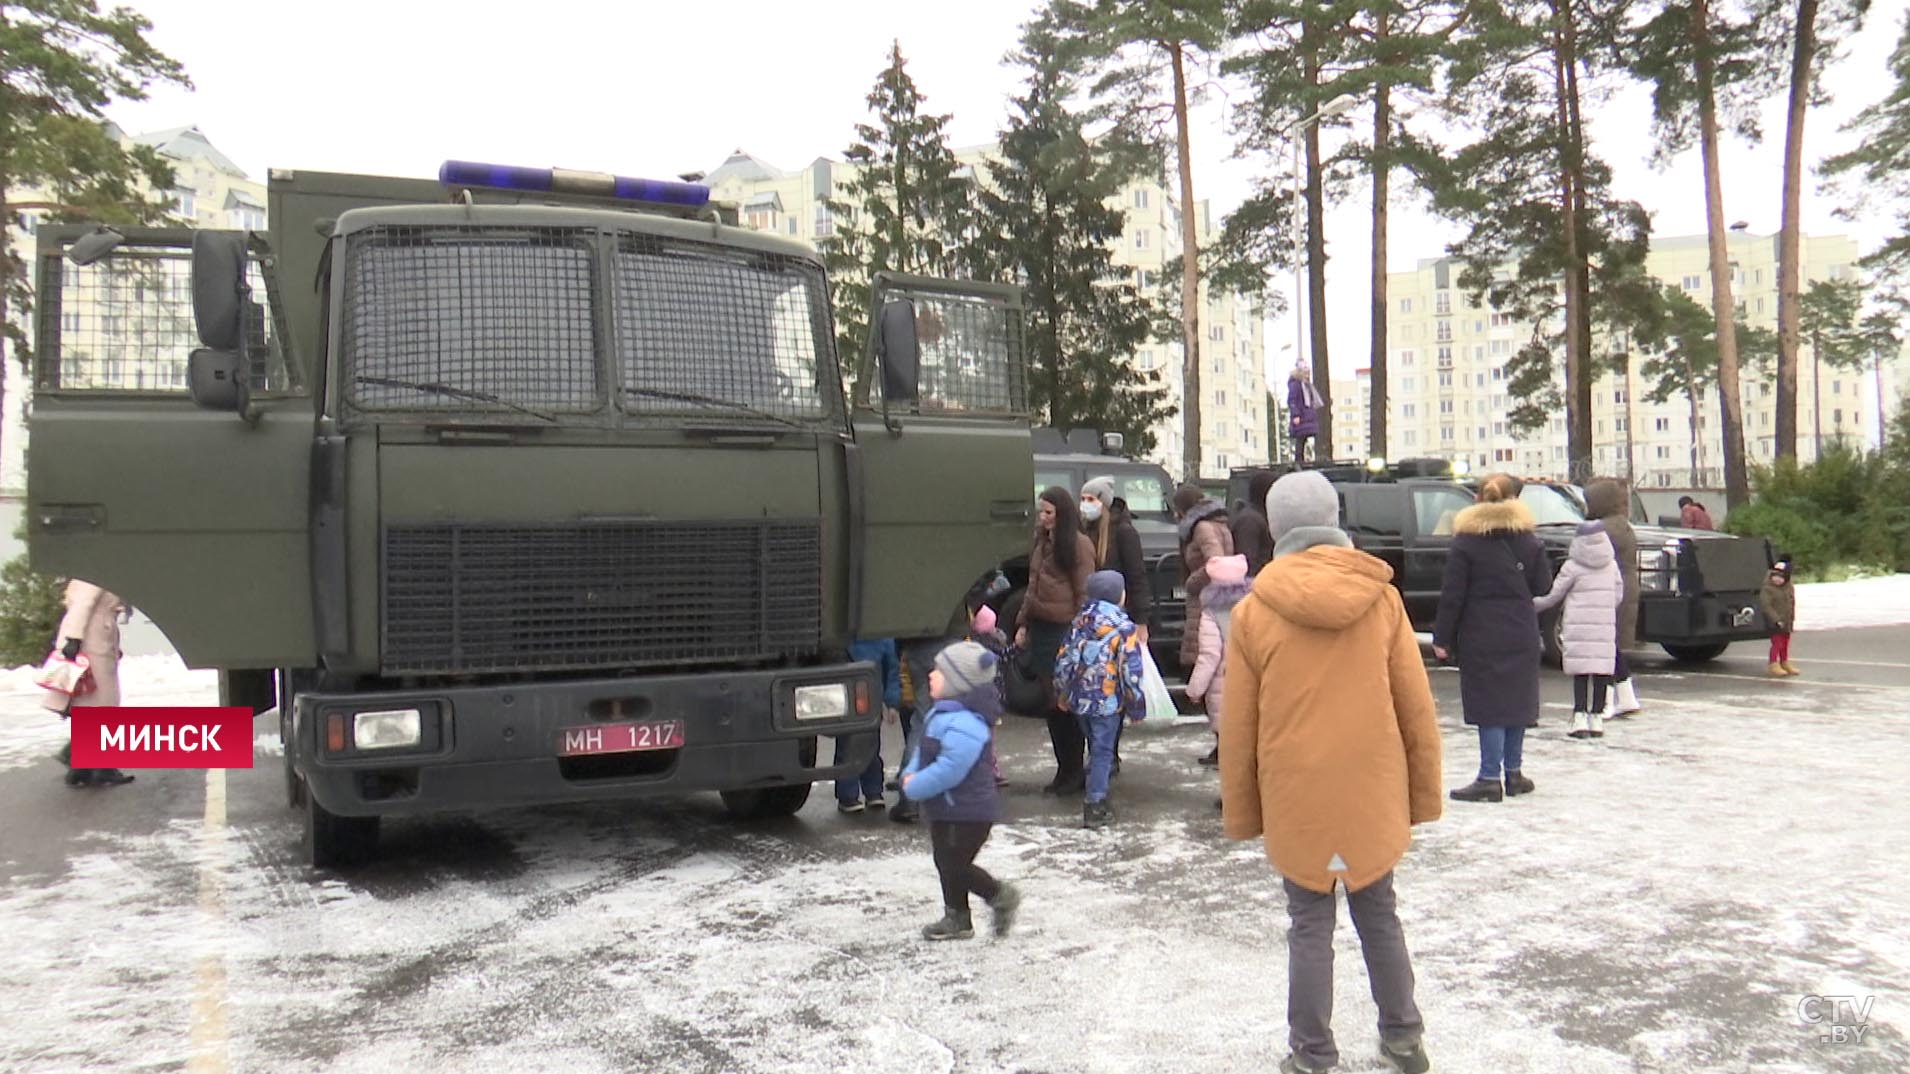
[1,650,1906,1073]
[1795,573,1910,631]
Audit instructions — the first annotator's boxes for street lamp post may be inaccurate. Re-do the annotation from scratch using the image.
[1283,93,1360,454]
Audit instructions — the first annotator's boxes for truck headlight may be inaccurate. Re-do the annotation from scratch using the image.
[1638,548,1671,592]
[353,708,423,751]
[792,683,850,721]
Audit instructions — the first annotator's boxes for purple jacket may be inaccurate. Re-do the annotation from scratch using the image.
[1288,376,1320,438]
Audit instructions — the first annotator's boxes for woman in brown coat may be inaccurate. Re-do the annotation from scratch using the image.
[1015,487,1095,795]
[1221,471,1441,1074]
[1585,477,1644,717]
[44,579,136,788]
[1172,484,1234,670]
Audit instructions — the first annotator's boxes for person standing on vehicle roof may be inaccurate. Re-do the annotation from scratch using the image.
[1434,474,1551,803]
[1016,487,1096,797]
[1287,366,1324,465]
[1173,483,1235,766]
[1585,478,1645,719]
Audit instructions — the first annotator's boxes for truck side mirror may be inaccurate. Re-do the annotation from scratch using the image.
[191,230,247,351]
[188,349,248,412]
[875,299,920,405]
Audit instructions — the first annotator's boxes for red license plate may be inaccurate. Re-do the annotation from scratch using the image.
[557,719,686,757]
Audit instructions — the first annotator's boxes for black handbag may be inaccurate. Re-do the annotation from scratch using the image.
[1001,644,1052,717]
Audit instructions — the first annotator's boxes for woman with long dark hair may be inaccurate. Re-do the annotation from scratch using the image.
[1016,486,1095,795]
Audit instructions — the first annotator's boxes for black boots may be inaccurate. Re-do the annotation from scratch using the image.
[1082,800,1113,829]
[56,743,134,789]
[922,909,975,941]
[1449,778,1504,803]
[1041,770,1086,796]
[1504,770,1536,796]
[1198,744,1219,767]
[988,883,1022,937]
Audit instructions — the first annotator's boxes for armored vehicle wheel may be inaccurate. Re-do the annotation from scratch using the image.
[304,788,379,869]
[719,784,813,820]
[1661,642,1728,664]
[281,709,304,810]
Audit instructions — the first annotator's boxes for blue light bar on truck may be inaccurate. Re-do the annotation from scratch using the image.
[438,160,711,207]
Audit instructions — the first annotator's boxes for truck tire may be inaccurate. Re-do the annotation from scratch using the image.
[304,790,379,869]
[1540,610,1564,669]
[1661,642,1729,664]
[719,784,812,820]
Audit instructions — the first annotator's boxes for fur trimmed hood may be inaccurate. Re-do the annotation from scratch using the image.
[1453,498,1537,536]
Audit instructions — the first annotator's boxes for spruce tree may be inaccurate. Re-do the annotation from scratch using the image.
[822,42,975,403]
[977,17,1173,454]
[1,0,188,463]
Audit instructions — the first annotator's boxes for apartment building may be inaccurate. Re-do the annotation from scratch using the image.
[3,125,266,497]
[690,148,1269,479]
[1383,232,1904,487]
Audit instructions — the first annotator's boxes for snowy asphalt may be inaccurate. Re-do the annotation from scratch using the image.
[1,624,1906,1073]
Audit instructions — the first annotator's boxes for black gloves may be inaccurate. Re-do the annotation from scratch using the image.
[61,638,81,661]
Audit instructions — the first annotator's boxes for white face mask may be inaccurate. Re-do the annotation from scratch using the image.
[1080,500,1104,522]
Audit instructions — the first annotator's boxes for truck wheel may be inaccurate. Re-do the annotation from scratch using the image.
[281,708,304,810]
[1541,610,1564,669]
[1661,642,1729,664]
[304,790,379,869]
[719,784,813,820]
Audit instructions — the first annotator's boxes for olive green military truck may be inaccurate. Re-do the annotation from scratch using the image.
[28,161,1034,867]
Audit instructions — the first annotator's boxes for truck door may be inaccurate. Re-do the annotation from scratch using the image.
[24,228,314,669]
[1401,483,1476,624]
[851,274,1033,639]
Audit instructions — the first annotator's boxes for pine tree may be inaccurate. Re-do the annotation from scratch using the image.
[1629,281,1775,481]
[822,42,975,403]
[1404,0,1651,477]
[1057,0,1228,480]
[1822,12,1910,284]
[1,0,188,464]
[1626,0,1780,506]
[977,18,1173,454]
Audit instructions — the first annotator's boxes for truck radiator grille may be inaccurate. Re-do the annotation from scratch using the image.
[381,520,822,674]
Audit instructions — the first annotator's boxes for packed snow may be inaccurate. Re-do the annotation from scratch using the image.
[1794,573,1910,631]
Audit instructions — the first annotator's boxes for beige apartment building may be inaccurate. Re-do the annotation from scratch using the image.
[3,126,267,497]
[1329,367,1372,462]
[690,147,1269,479]
[1382,232,1903,487]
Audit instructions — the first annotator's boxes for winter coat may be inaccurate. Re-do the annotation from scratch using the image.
[1177,500,1234,666]
[901,700,1000,823]
[1761,579,1796,634]
[848,639,903,711]
[1018,527,1096,629]
[1230,509,1276,578]
[1219,542,1443,896]
[1287,375,1322,439]
[1432,500,1552,729]
[1680,502,1715,530]
[1533,530,1624,676]
[1187,577,1251,717]
[1087,501,1152,625]
[1052,599,1146,720]
[47,580,124,711]
[1584,479,1641,649]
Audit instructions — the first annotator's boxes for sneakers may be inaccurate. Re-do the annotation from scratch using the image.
[1379,1039,1432,1074]
[1082,800,1113,829]
[988,883,1022,937]
[1587,710,1605,739]
[864,796,886,811]
[921,910,975,941]
[1504,769,1536,796]
[1569,710,1592,739]
[1449,778,1503,803]
[837,799,865,814]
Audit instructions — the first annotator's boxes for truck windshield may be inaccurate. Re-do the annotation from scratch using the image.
[1522,484,1589,526]
[339,225,841,428]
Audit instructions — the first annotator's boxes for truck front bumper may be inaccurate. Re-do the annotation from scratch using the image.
[1639,590,1773,644]
[291,663,881,818]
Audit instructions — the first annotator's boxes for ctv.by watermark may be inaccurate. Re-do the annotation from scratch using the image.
[1797,994,1876,1045]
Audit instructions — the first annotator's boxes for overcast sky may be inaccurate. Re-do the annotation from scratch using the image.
[102,0,1910,383]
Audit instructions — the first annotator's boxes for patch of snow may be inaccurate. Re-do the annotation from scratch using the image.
[0,654,220,772]
[1794,573,1910,631]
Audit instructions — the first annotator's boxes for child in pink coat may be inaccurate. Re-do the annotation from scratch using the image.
[1188,554,1252,733]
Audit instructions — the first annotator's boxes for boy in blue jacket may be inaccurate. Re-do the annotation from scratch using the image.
[838,638,901,813]
[900,641,1022,941]
[1052,570,1147,830]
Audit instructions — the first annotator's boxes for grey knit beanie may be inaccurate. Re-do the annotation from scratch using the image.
[934,640,997,697]
[1266,471,1340,539]
[1086,569,1126,605]
[1081,475,1116,505]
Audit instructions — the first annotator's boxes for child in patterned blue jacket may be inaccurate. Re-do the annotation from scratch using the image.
[1052,570,1147,830]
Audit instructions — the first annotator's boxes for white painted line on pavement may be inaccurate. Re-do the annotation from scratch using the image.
[186,768,228,1074]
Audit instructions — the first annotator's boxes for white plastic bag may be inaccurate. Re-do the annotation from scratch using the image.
[1136,647,1177,722]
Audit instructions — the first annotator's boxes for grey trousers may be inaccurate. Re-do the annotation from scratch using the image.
[1282,871,1424,1068]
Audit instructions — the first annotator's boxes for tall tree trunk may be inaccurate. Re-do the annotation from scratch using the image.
[1553,0,1592,479]
[1369,26,1393,462]
[0,182,11,477]
[1811,327,1823,454]
[1304,52,1333,458]
[1775,0,1818,462]
[1170,42,1204,482]
[1694,0,1751,506]
[1684,368,1705,483]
